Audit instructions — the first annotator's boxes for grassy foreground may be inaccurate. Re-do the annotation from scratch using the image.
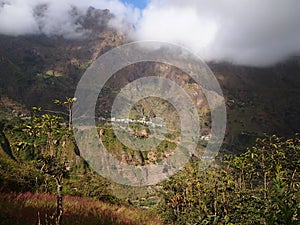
[0,192,162,225]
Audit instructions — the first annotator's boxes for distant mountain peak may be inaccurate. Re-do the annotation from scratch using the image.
[1,2,116,39]
[76,7,113,32]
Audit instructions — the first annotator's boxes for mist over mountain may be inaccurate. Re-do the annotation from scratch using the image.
[1,2,300,224]
[0,6,127,109]
[1,0,300,66]
[134,0,300,66]
[0,0,138,38]
[0,2,300,153]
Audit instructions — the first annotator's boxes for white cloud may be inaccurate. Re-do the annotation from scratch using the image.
[135,7,218,50]
[0,0,39,35]
[0,0,140,38]
[133,0,300,66]
[1,0,300,66]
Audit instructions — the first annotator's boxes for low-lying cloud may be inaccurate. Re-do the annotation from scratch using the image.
[0,0,139,38]
[1,0,300,66]
[133,0,300,66]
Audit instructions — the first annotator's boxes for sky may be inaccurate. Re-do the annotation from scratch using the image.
[0,0,300,66]
[123,0,148,9]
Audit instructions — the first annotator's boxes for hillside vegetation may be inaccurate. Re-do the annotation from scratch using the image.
[0,7,300,225]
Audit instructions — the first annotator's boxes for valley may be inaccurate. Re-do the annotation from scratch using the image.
[0,5,299,225]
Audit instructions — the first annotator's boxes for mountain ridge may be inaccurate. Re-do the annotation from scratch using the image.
[0,7,300,153]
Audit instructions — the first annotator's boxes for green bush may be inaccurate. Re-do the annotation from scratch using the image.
[156,135,300,224]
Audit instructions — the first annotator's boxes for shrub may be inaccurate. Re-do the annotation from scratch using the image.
[156,134,300,224]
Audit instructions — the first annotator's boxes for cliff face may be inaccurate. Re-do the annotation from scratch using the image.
[0,7,126,108]
[0,6,300,155]
[210,60,300,151]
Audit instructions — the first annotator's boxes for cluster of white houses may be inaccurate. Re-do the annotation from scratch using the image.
[109,117,165,128]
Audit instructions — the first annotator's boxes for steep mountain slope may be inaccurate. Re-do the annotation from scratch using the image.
[0,7,125,109]
[211,60,300,151]
[0,7,299,154]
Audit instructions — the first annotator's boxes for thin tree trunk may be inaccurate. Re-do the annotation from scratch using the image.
[68,105,72,131]
[55,178,63,225]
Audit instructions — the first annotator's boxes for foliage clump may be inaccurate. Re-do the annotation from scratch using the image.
[157,134,300,224]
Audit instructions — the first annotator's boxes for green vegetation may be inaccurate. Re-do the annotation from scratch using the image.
[156,135,300,224]
[1,19,299,224]
[0,100,114,224]
[0,96,300,224]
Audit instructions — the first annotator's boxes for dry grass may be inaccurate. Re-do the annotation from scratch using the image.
[0,192,162,225]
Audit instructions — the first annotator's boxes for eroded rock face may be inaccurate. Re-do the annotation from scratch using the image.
[0,7,126,109]
[134,128,149,138]
[2,3,300,170]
